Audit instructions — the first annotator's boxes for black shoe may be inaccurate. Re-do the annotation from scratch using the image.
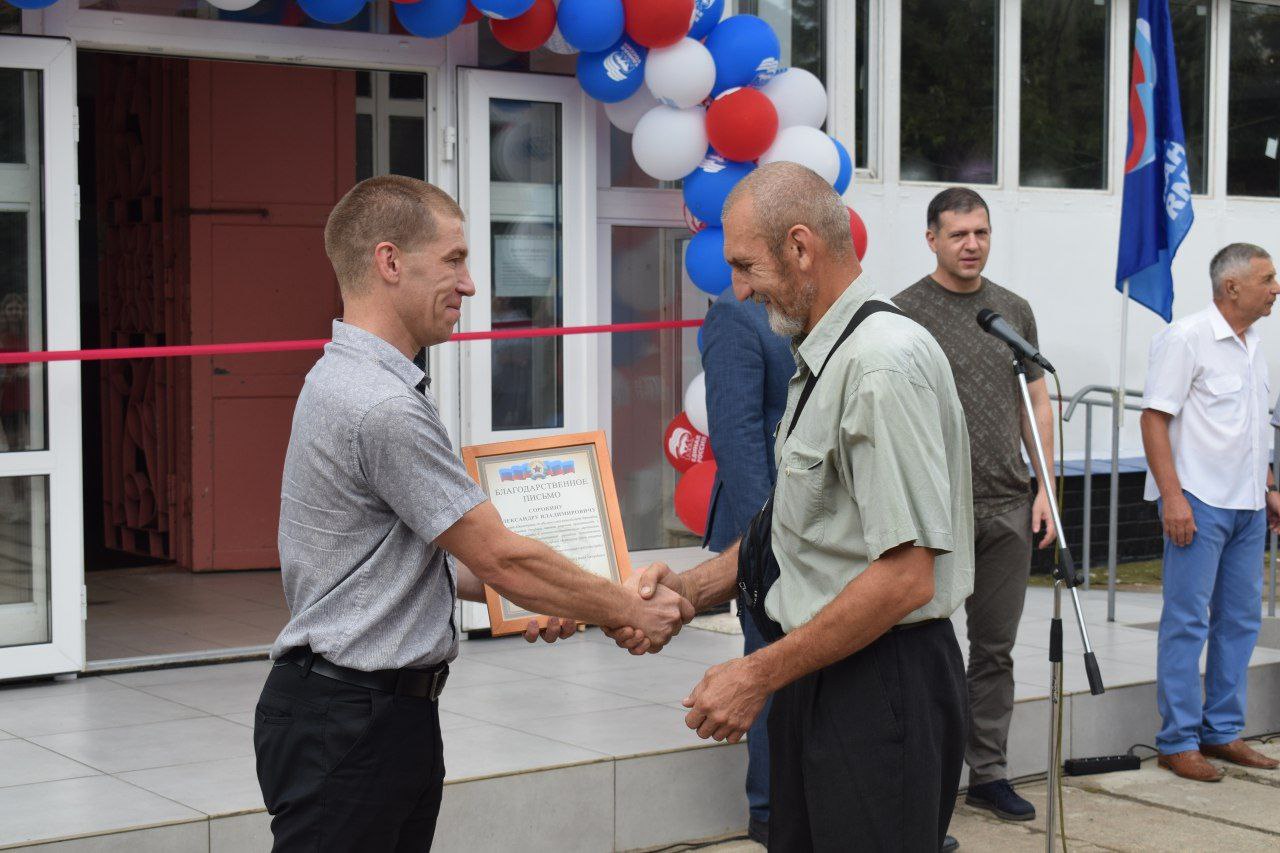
[965,779,1036,821]
[941,835,959,852]
[747,816,769,847]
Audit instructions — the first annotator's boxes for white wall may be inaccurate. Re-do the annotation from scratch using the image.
[849,185,1280,461]
[845,0,1280,461]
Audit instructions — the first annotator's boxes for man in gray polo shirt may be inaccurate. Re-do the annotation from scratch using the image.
[607,163,974,850]
[254,176,692,852]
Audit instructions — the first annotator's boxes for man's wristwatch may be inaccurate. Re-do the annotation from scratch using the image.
[1268,485,1278,494]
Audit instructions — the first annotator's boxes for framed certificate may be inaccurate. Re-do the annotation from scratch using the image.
[461,431,632,636]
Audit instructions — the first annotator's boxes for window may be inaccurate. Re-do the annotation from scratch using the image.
[0,69,47,454]
[1020,1,1110,190]
[1127,1,1211,195]
[355,72,428,184]
[610,226,703,551]
[489,99,565,431]
[80,0,377,32]
[740,0,826,82]
[1228,1,1280,197]
[900,0,1000,184]
[1170,1,1213,195]
[855,0,871,170]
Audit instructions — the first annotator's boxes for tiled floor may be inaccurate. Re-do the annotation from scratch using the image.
[2,587,1279,849]
[85,568,289,663]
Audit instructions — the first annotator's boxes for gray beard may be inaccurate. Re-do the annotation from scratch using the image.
[765,279,817,338]
[766,305,805,337]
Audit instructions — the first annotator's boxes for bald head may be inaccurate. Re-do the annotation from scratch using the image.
[723,162,853,263]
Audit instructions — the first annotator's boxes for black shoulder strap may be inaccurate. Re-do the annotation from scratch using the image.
[784,299,905,440]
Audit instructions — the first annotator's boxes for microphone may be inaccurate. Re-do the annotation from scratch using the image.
[976,309,1056,374]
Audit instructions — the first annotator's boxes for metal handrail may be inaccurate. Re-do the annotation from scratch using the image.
[1053,386,1278,621]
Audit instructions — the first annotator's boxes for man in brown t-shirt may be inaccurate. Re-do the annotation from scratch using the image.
[894,188,1057,826]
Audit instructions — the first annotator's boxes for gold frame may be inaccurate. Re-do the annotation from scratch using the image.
[461,430,633,637]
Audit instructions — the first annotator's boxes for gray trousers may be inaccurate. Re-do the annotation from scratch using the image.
[964,500,1033,786]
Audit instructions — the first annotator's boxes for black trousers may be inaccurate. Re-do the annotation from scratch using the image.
[767,619,968,852]
[254,661,445,852]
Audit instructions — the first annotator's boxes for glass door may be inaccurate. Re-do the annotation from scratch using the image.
[0,37,84,680]
[456,70,595,633]
[457,70,597,446]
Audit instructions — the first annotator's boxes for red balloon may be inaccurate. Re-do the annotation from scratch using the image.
[624,0,694,48]
[462,2,484,23]
[663,412,715,472]
[706,87,779,163]
[490,0,557,50]
[847,207,869,261]
[674,460,717,537]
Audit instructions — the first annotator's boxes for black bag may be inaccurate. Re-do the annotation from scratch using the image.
[736,299,905,643]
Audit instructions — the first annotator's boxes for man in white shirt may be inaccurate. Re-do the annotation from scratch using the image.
[1140,242,1280,782]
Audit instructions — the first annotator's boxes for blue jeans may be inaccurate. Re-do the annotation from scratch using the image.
[1156,491,1265,754]
[741,605,772,824]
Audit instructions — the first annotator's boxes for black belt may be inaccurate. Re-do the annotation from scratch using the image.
[278,647,449,701]
[891,617,948,632]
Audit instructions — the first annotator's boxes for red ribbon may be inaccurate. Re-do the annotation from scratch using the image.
[0,319,705,366]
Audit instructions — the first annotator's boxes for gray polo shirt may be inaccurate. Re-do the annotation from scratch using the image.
[765,279,976,633]
[271,321,486,671]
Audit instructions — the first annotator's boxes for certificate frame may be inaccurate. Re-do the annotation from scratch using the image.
[461,430,632,637]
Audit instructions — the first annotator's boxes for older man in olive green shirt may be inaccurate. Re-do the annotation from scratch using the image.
[608,163,974,851]
[767,276,974,633]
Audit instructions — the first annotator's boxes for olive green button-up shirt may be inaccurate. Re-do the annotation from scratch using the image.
[764,279,976,633]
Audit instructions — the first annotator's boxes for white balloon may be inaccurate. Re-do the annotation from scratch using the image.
[544,0,578,55]
[684,372,709,436]
[759,126,841,186]
[632,105,708,181]
[644,38,716,110]
[604,86,659,134]
[545,28,577,54]
[206,0,260,10]
[760,67,828,129]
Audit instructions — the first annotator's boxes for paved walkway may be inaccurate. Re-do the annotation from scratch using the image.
[691,742,1280,852]
[2,589,1279,849]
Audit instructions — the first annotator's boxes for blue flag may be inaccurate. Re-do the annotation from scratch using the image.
[1116,0,1195,322]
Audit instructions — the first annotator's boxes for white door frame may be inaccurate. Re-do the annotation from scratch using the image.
[456,69,598,447]
[0,36,84,681]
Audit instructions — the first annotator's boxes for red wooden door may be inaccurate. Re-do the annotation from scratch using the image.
[186,60,354,571]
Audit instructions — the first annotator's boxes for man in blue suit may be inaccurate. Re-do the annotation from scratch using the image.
[700,287,795,848]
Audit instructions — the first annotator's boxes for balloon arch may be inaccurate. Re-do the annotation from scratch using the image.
[7,0,872,535]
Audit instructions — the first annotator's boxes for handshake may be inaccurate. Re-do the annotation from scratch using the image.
[519,560,771,746]
[521,563,695,653]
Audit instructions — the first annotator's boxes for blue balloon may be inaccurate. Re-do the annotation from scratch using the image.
[5,0,58,8]
[686,227,732,296]
[298,0,367,25]
[558,0,626,53]
[577,37,647,104]
[474,0,535,18]
[705,15,781,96]
[394,0,467,38]
[688,0,726,41]
[832,136,853,195]
[683,154,754,227]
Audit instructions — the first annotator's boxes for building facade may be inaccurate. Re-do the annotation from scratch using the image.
[1,0,1278,679]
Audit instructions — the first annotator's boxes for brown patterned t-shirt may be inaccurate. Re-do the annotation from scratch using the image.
[893,277,1043,520]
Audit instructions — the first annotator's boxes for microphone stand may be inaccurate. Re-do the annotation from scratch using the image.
[1010,354,1105,853]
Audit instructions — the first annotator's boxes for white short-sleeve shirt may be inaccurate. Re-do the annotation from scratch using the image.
[1142,302,1271,510]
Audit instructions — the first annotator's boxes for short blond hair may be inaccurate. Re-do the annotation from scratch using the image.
[324,176,465,295]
